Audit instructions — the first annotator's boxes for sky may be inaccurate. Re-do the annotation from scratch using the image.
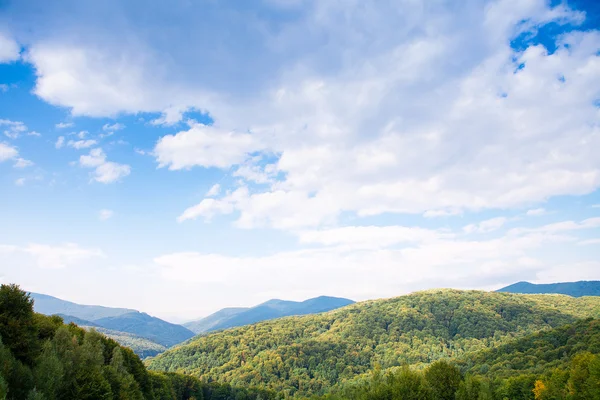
[0,0,599,323]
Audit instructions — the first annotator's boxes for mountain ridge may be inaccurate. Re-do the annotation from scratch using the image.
[184,295,355,334]
[497,280,600,297]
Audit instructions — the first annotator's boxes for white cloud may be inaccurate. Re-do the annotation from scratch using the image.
[27,131,41,137]
[76,130,88,139]
[55,136,65,149]
[79,148,130,183]
[14,178,26,186]
[579,238,600,245]
[0,84,8,92]
[0,243,104,269]
[0,33,20,63]
[13,158,33,168]
[0,142,18,162]
[55,122,74,129]
[206,184,221,197]
[0,119,27,139]
[464,217,508,234]
[526,208,547,216]
[67,139,97,149]
[8,0,600,231]
[423,209,463,218]
[297,225,451,250]
[102,122,125,131]
[98,209,114,220]
[155,122,263,170]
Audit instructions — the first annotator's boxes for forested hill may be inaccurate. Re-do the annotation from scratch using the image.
[184,296,354,334]
[497,280,600,297]
[148,289,600,398]
[0,284,277,400]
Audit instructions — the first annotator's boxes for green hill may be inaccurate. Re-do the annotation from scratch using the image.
[184,296,355,334]
[0,284,277,400]
[147,290,600,398]
[497,280,600,297]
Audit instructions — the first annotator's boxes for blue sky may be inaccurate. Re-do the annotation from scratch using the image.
[0,0,599,322]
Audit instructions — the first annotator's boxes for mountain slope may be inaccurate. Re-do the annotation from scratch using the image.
[184,296,355,334]
[30,292,135,320]
[30,291,195,351]
[497,280,600,297]
[148,290,600,398]
[184,307,249,333]
[94,311,195,347]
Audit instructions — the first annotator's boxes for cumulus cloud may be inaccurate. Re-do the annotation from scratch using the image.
[13,158,33,168]
[0,243,104,269]
[0,119,27,139]
[526,208,548,216]
[98,209,113,220]
[206,184,221,197]
[0,33,20,63]
[102,122,125,131]
[55,121,74,129]
[0,142,18,162]
[55,136,65,149]
[79,148,130,183]
[155,122,263,170]
[464,217,508,234]
[5,0,600,230]
[67,139,97,149]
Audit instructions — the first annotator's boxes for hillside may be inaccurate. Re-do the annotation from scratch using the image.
[95,311,195,348]
[184,307,249,333]
[91,327,167,359]
[0,284,277,400]
[30,292,135,320]
[30,291,195,352]
[184,296,355,334]
[497,280,600,297]
[148,290,600,398]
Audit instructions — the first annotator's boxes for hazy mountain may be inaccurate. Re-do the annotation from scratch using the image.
[183,307,249,334]
[30,291,195,350]
[94,312,195,347]
[30,292,135,321]
[184,296,355,334]
[497,280,600,297]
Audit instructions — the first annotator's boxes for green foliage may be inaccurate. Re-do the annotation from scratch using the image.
[0,284,279,400]
[149,290,600,397]
[0,284,39,365]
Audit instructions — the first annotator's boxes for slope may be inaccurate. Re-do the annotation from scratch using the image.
[30,292,134,320]
[30,291,195,351]
[184,307,249,333]
[184,296,355,334]
[148,290,600,398]
[94,311,195,347]
[497,280,600,297]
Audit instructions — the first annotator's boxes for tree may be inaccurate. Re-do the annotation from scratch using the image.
[0,284,38,365]
[424,360,462,400]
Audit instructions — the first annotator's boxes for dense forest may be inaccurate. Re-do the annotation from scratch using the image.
[0,284,277,400]
[148,290,600,398]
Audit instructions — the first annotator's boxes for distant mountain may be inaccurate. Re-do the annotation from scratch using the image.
[497,280,600,297]
[29,291,195,351]
[184,296,355,334]
[94,312,195,347]
[91,327,167,359]
[183,307,249,334]
[31,292,135,320]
